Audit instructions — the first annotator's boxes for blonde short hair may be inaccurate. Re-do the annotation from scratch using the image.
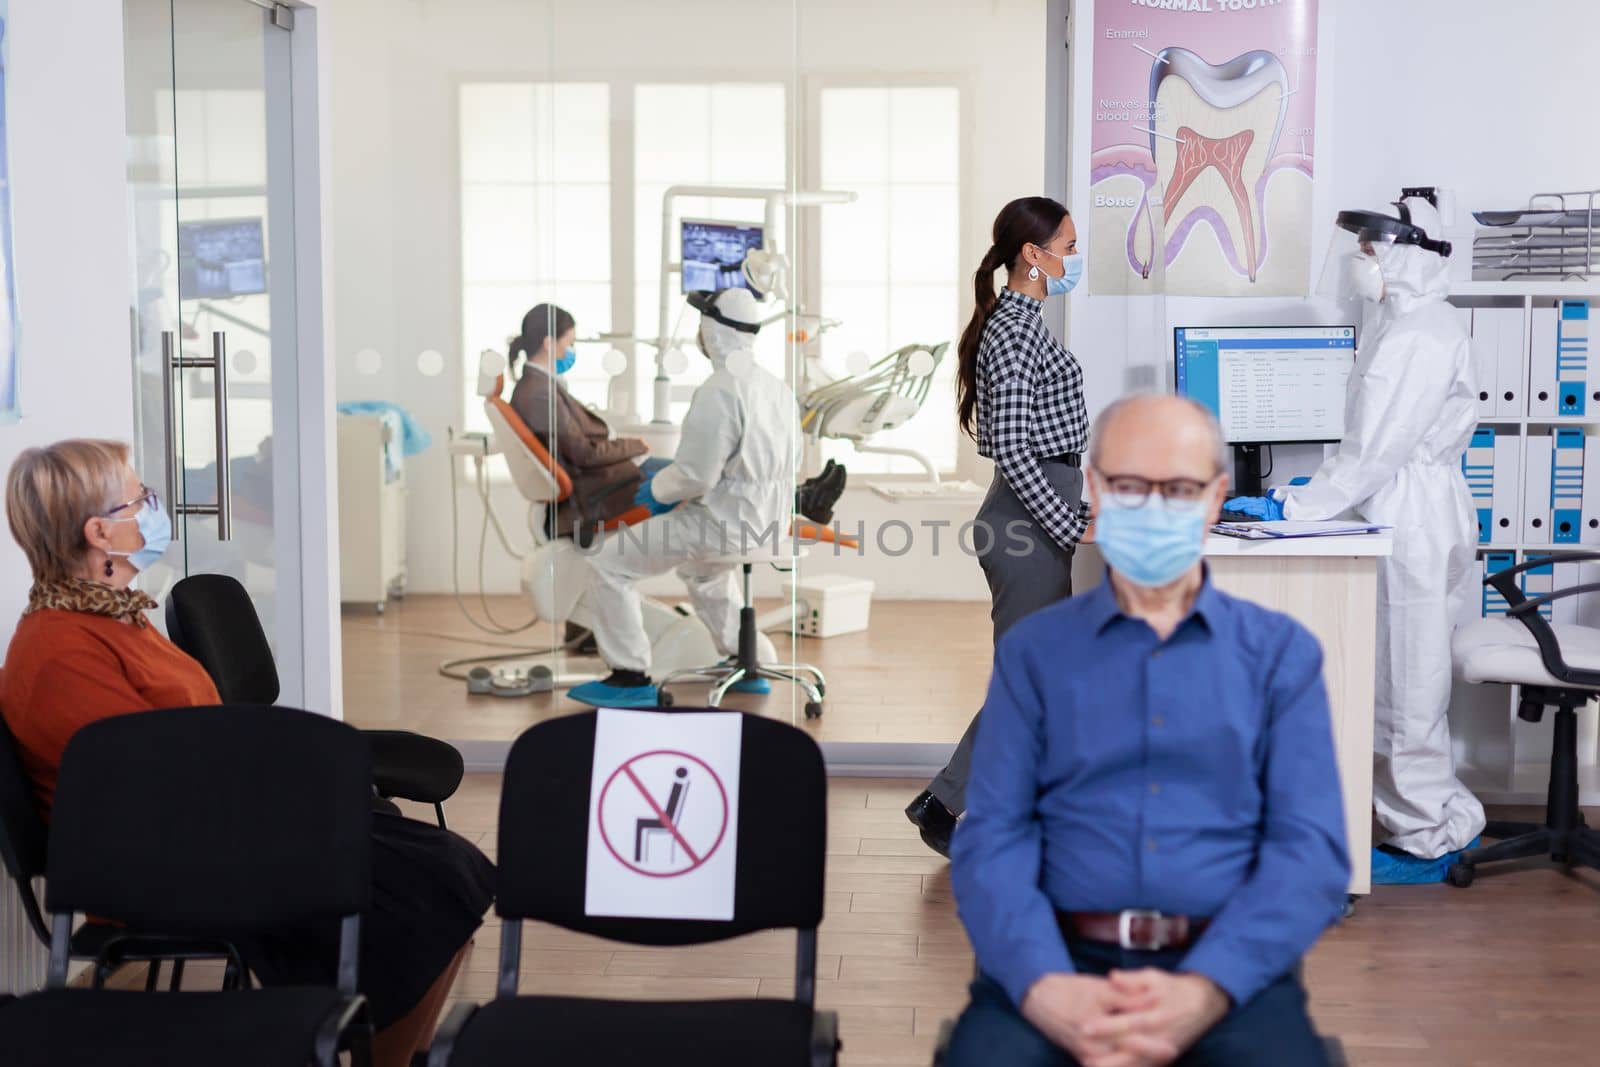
[6,439,132,583]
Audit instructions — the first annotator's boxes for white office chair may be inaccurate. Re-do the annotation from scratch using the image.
[1448,551,1600,887]
[657,546,827,719]
[800,342,948,483]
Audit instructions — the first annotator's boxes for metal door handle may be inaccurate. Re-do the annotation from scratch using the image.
[166,333,233,541]
[211,332,231,540]
[161,331,181,542]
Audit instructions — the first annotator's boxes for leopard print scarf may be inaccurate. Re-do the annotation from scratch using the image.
[26,577,159,627]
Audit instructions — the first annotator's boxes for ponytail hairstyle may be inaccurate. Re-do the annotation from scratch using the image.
[956,196,1070,438]
[508,303,576,375]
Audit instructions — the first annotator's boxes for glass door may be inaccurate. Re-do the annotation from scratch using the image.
[125,0,305,697]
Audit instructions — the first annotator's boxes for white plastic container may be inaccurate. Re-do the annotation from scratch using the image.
[782,574,875,638]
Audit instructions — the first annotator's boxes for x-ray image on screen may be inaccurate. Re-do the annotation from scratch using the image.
[178,218,267,299]
[680,219,764,294]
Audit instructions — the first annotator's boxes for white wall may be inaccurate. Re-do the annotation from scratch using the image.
[327,0,1045,601]
[0,0,135,648]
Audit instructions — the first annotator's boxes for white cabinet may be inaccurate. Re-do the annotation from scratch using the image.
[337,414,407,609]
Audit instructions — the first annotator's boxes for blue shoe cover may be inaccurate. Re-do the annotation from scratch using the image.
[729,676,771,694]
[567,679,659,708]
[1370,836,1482,885]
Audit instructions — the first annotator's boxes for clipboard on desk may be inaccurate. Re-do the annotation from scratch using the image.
[1212,520,1390,540]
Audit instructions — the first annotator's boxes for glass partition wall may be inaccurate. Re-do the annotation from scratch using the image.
[329,0,1050,761]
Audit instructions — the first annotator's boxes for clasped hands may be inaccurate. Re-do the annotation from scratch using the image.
[1020,969,1230,1067]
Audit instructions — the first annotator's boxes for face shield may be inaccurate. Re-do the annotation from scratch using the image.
[1317,202,1454,302]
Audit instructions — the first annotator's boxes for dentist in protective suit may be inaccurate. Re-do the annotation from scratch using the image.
[1227,193,1485,883]
[568,287,800,709]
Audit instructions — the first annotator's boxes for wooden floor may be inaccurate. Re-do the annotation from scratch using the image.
[341,595,992,744]
[111,779,1600,1064]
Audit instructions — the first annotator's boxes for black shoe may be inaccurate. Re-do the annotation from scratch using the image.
[905,790,957,858]
[797,461,849,525]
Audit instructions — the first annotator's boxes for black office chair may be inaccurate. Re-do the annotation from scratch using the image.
[0,693,241,993]
[1449,551,1600,886]
[0,705,374,1066]
[165,573,465,827]
[427,708,839,1067]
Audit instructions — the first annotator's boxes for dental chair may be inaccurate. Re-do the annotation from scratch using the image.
[470,352,782,681]
[800,342,948,483]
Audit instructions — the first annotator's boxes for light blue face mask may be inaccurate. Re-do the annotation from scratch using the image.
[1039,250,1085,297]
[554,347,577,375]
[1093,493,1208,589]
[109,498,173,572]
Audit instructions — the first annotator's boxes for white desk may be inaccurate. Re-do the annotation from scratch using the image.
[1074,533,1392,895]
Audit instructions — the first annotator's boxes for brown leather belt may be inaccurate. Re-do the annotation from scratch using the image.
[1058,910,1210,952]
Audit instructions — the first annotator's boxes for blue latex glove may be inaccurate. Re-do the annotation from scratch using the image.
[634,475,676,516]
[1223,495,1284,521]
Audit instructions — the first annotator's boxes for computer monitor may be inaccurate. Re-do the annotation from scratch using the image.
[680,218,764,294]
[178,217,266,299]
[1174,324,1357,445]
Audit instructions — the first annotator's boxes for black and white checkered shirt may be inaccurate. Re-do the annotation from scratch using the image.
[976,287,1092,548]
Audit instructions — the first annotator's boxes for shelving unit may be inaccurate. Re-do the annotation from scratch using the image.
[1449,282,1600,804]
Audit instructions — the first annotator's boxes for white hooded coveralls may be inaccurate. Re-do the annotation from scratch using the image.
[1281,198,1486,859]
[584,293,800,674]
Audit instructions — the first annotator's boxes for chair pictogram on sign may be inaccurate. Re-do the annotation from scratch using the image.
[634,766,690,865]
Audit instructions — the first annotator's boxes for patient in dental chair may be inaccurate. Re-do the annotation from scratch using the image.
[509,303,651,535]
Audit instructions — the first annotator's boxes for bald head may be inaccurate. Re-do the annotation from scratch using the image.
[1090,394,1227,480]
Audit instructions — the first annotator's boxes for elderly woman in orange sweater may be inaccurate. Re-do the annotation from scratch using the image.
[0,439,492,1067]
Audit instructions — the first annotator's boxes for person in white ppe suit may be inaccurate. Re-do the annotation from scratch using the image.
[1226,191,1486,883]
[568,287,800,708]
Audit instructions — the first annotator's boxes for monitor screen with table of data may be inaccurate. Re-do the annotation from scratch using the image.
[1174,325,1357,444]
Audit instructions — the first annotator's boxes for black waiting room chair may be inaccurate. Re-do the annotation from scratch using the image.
[427,708,840,1067]
[165,572,465,827]
[0,686,241,993]
[1449,551,1600,886]
[0,705,376,1067]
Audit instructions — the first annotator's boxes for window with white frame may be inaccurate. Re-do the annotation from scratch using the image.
[634,83,788,418]
[459,83,611,433]
[819,86,961,476]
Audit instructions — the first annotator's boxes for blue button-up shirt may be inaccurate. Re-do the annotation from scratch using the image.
[951,573,1350,1010]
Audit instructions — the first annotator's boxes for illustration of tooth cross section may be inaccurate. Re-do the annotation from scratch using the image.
[1142,46,1298,289]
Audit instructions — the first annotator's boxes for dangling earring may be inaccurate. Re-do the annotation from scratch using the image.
[1028,265,1040,281]
[103,558,115,578]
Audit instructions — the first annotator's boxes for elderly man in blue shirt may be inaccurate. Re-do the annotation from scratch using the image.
[946,394,1350,1067]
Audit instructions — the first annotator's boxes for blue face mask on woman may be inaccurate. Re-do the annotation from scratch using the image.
[108,497,173,572]
[554,348,577,375]
[1093,492,1208,589]
[1037,249,1085,297]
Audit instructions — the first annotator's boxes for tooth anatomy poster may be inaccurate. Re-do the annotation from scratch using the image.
[1088,0,1319,297]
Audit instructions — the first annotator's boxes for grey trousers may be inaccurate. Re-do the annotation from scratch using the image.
[927,462,1080,814]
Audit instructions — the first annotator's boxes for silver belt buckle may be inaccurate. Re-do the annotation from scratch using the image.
[1117,908,1166,951]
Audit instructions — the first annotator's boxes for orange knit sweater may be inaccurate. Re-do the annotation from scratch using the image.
[1,609,220,818]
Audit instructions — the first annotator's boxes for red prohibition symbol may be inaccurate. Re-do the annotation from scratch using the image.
[597,749,730,878]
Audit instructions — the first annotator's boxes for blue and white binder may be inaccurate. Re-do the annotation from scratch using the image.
[1530,306,1559,416]
[1522,553,1556,621]
[1553,558,1583,624]
[1491,430,1521,544]
[1483,551,1516,617]
[1553,428,1585,544]
[1463,427,1495,544]
[1464,307,1496,418]
[1584,435,1600,546]
[1523,433,1554,543]
[1558,300,1590,416]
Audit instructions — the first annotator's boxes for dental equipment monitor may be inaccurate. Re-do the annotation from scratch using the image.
[1174,325,1356,495]
[178,217,267,299]
[680,218,764,294]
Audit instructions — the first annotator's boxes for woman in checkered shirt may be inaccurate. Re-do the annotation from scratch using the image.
[906,196,1091,857]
